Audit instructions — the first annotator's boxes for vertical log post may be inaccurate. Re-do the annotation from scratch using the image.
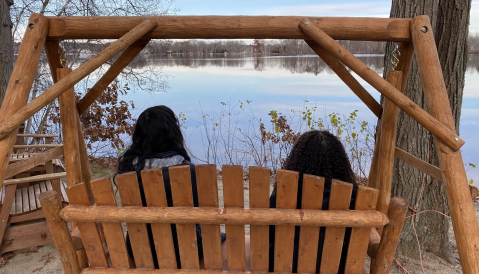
[0,14,49,189]
[411,15,479,273]
[57,69,92,202]
[40,191,81,274]
[376,71,402,221]
[371,197,408,274]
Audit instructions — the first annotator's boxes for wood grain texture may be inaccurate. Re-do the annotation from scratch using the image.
[60,206,388,227]
[195,165,222,270]
[306,40,382,118]
[298,18,464,151]
[0,13,49,190]
[141,169,177,269]
[411,15,479,274]
[67,183,108,267]
[40,191,81,274]
[76,113,93,202]
[3,172,66,185]
[320,180,353,274]
[0,185,17,242]
[297,175,324,273]
[0,20,158,141]
[90,177,130,268]
[169,165,200,269]
[116,172,155,269]
[248,166,270,272]
[371,197,407,274]
[274,169,299,272]
[376,71,402,217]
[368,125,382,189]
[44,39,62,83]
[345,186,378,273]
[57,68,82,191]
[77,39,150,114]
[47,16,411,41]
[222,165,246,271]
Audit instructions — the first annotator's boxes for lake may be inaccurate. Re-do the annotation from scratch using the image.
[107,53,479,185]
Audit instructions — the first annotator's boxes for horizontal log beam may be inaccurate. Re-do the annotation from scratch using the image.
[299,18,464,151]
[5,146,64,179]
[13,144,63,149]
[46,16,411,41]
[60,206,389,228]
[0,20,158,141]
[4,172,66,185]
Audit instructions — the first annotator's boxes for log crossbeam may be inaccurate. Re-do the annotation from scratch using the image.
[298,18,464,152]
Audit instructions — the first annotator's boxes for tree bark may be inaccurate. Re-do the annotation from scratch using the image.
[383,0,471,263]
[0,0,14,107]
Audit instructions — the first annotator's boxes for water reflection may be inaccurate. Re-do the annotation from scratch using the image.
[131,54,386,75]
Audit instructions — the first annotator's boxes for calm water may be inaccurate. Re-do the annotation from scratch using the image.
[114,54,479,185]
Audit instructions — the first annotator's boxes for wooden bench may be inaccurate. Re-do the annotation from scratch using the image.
[41,165,408,274]
[0,134,68,254]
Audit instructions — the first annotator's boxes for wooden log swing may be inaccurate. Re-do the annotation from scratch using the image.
[0,13,477,273]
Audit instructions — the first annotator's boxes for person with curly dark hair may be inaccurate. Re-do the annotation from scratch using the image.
[269,130,358,273]
[117,105,225,268]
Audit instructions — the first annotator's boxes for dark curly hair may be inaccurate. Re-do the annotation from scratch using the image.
[118,105,190,172]
[273,130,356,195]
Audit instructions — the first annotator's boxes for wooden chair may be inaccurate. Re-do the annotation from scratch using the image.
[41,165,407,274]
[0,134,69,254]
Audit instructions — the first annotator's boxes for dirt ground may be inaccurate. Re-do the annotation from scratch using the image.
[0,178,477,274]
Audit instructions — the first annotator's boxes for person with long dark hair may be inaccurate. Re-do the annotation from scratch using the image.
[269,130,358,273]
[117,105,225,268]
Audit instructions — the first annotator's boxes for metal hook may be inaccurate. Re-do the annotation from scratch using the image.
[391,43,401,70]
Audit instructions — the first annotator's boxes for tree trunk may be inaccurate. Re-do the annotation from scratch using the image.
[382,0,471,263]
[0,0,14,107]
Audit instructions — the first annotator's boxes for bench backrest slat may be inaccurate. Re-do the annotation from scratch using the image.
[169,165,200,269]
[345,185,379,273]
[248,166,271,272]
[274,169,299,272]
[90,177,130,268]
[141,168,178,269]
[117,171,155,268]
[297,174,325,273]
[195,165,223,270]
[223,165,246,271]
[320,180,353,273]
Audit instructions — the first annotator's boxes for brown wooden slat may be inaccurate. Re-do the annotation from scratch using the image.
[320,180,353,273]
[22,187,29,213]
[10,193,15,215]
[274,169,299,272]
[3,172,66,186]
[90,177,130,268]
[28,186,37,210]
[0,186,17,237]
[297,175,325,273]
[15,189,22,214]
[67,183,108,267]
[169,165,200,269]
[195,165,222,270]
[141,169,178,269]
[116,172,155,269]
[248,166,270,272]
[222,165,246,271]
[345,186,378,273]
[34,184,41,208]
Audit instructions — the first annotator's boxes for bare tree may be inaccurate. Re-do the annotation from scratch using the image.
[0,0,14,107]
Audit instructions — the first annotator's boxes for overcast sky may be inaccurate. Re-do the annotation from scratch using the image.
[174,0,479,34]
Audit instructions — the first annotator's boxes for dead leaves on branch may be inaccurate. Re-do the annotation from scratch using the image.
[50,80,136,151]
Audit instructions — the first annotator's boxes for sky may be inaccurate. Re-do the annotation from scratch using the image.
[173,0,479,34]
